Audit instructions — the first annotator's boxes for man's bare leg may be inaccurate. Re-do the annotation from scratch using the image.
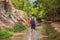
[31,29,35,40]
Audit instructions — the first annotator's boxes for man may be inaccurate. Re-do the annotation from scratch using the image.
[30,14,37,30]
[29,14,37,40]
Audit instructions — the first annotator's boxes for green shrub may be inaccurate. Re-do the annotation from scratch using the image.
[0,24,26,39]
[56,37,60,40]
[13,24,27,32]
[0,28,13,39]
[46,24,60,40]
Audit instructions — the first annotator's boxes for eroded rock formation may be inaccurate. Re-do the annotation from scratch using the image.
[0,0,28,28]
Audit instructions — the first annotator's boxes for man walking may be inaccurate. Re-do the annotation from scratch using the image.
[29,14,37,40]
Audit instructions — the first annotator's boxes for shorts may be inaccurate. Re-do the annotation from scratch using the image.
[31,24,36,29]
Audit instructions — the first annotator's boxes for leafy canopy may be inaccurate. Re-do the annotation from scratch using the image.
[11,0,60,19]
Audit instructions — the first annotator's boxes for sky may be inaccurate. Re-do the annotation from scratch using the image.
[29,0,36,3]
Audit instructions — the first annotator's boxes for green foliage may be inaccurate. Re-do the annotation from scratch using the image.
[37,0,60,10]
[11,0,21,9]
[33,0,60,19]
[0,24,26,39]
[56,37,60,40]
[11,0,30,11]
[0,28,13,39]
[46,24,60,40]
[6,24,27,32]
[11,0,46,19]
[37,9,45,18]
[13,24,27,32]
[11,0,60,19]
[37,23,47,35]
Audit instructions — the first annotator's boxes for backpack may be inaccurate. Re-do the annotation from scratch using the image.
[30,17,35,25]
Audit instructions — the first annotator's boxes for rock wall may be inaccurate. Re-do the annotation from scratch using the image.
[0,0,28,28]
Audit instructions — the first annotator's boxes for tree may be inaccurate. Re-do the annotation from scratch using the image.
[11,0,60,20]
[11,0,31,12]
[33,0,60,20]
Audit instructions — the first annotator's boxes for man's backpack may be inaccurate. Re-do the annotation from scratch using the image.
[30,17,35,25]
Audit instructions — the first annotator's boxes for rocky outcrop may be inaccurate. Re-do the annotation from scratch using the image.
[0,0,28,28]
[51,22,60,32]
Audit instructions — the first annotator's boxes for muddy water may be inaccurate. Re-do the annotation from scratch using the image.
[27,27,39,40]
[2,23,49,40]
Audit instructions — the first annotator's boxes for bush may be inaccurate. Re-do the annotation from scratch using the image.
[56,37,60,40]
[0,24,26,39]
[13,24,27,32]
[46,24,60,40]
[0,28,13,39]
